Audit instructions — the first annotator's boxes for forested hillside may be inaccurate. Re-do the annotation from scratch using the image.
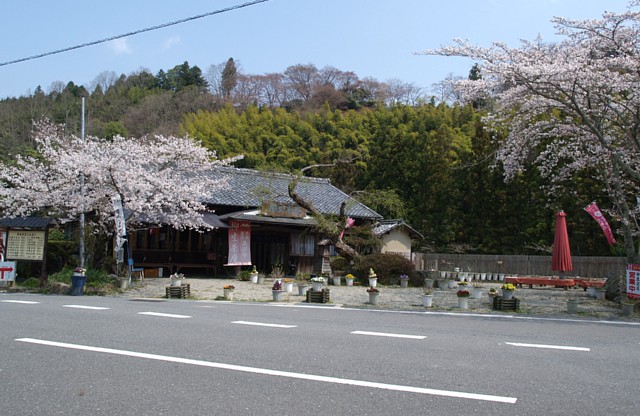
[0,60,614,256]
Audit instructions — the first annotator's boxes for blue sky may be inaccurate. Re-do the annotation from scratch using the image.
[0,0,630,99]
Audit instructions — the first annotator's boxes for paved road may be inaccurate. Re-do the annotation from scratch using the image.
[2,292,639,415]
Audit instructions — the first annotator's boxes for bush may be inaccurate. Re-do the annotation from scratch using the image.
[353,253,416,286]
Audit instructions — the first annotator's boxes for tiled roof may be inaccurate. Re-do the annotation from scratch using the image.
[205,167,382,219]
[0,216,56,229]
[373,219,424,239]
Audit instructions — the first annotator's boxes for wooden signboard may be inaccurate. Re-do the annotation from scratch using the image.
[6,230,46,261]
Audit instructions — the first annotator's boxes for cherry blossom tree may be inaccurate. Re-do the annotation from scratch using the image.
[0,119,241,235]
[419,1,640,269]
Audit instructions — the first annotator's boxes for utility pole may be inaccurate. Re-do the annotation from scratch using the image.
[79,97,85,269]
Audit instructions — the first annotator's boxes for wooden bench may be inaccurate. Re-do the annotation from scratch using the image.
[574,278,606,289]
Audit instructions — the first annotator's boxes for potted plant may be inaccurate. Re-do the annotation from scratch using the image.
[223,284,235,300]
[345,273,355,286]
[621,296,636,317]
[566,296,578,314]
[422,289,434,307]
[501,283,516,300]
[332,275,342,286]
[283,278,294,293]
[170,273,184,287]
[368,268,377,287]
[296,273,310,295]
[367,286,380,305]
[399,274,409,288]
[456,289,470,309]
[488,287,498,304]
[71,267,87,296]
[311,275,325,291]
[272,280,285,301]
[271,264,284,283]
[470,280,483,299]
[250,265,259,284]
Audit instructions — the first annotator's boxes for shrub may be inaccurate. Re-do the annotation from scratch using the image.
[352,253,416,286]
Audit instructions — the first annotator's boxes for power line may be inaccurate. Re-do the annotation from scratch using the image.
[0,0,270,67]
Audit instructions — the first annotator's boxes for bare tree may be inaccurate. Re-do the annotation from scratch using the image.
[89,70,119,93]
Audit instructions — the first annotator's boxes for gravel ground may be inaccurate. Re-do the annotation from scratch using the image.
[120,276,639,322]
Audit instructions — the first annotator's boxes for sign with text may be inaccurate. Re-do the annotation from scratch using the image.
[0,261,16,282]
[226,220,251,266]
[6,230,45,261]
[261,201,306,219]
[626,264,640,299]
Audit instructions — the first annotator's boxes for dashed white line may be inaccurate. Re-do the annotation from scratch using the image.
[505,342,590,352]
[1,300,40,304]
[63,305,110,310]
[138,312,191,319]
[231,320,297,328]
[351,330,426,340]
[15,338,517,404]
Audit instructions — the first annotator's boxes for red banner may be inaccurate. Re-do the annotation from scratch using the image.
[584,202,616,245]
[227,220,252,266]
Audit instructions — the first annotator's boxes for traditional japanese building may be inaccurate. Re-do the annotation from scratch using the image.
[128,167,382,277]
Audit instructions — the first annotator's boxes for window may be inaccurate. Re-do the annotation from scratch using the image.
[290,233,315,256]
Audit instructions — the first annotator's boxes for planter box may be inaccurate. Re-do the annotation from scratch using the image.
[492,296,520,311]
[306,289,330,303]
[165,284,191,299]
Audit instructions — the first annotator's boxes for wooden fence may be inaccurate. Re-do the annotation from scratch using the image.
[411,253,627,279]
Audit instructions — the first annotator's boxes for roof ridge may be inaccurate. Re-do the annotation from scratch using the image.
[217,166,330,184]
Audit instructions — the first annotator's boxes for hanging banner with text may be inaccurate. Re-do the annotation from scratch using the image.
[226,220,251,266]
[584,202,617,245]
[627,264,640,299]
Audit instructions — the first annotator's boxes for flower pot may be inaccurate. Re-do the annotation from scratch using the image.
[297,284,309,295]
[368,292,379,305]
[502,289,514,300]
[118,278,129,290]
[471,287,483,299]
[345,278,354,286]
[422,294,433,307]
[447,280,456,289]
[587,286,596,297]
[272,290,285,302]
[170,278,183,287]
[368,277,377,288]
[312,282,323,291]
[333,277,342,286]
[595,289,605,300]
[250,272,258,284]
[622,302,635,317]
[458,297,469,309]
[424,278,434,289]
[223,289,234,300]
[400,279,408,288]
[257,275,265,284]
[566,299,578,314]
[284,282,294,293]
[488,293,497,304]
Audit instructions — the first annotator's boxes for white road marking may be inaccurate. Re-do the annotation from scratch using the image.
[1,300,40,304]
[15,338,517,404]
[138,312,191,319]
[351,330,426,340]
[231,320,297,328]
[63,305,110,310]
[505,342,590,352]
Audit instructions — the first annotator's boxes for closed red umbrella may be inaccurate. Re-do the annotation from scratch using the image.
[552,210,573,278]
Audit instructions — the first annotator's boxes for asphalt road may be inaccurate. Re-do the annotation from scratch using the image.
[1,292,639,415]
